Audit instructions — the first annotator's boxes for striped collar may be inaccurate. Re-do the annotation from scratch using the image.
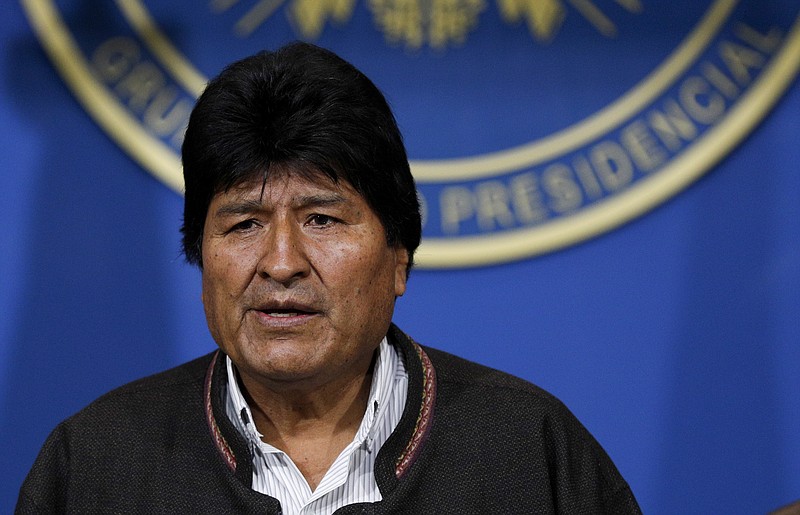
[203,326,437,485]
[224,338,405,510]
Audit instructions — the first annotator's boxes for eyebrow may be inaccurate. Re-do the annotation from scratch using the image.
[213,199,264,218]
[213,193,349,218]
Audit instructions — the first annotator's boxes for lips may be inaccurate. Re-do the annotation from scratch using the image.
[264,310,305,318]
[251,299,321,321]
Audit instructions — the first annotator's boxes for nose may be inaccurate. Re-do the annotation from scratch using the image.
[256,219,310,285]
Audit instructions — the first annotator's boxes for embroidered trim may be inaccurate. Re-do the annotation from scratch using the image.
[395,343,436,478]
[204,351,237,472]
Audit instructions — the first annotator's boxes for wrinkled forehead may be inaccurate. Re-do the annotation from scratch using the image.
[207,164,371,216]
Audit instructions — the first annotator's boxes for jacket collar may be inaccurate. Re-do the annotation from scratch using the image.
[202,324,437,490]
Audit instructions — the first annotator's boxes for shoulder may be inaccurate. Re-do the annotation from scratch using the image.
[423,344,568,414]
[91,351,214,400]
[33,352,218,457]
[17,352,222,512]
[422,344,595,459]
[417,345,640,512]
[390,325,575,427]
[63,351,215,428]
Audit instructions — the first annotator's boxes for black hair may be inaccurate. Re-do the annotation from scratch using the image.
[180,42,421,271]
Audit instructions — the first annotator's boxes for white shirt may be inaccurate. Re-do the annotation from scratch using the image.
[225,338,408,515]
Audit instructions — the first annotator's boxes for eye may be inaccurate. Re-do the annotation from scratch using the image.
[307,214,338,227]
[228,219,260,233]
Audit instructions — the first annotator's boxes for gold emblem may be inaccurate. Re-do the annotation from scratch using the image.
[367,0,485,49]
[212,0,641,47]
[500,0,644,40]
[21,0,800,267]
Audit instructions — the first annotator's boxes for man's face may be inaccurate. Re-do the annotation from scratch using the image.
[201,170,409,392]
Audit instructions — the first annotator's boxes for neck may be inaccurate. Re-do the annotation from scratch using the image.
[235,354,376,490]
[240,365,373,439]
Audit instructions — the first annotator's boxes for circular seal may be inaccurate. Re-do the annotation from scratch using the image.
[22,0,800,267]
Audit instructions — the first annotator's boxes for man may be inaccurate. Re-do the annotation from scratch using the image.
[17,42,640,514]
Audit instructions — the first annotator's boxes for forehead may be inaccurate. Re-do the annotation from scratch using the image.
[207,168,375,217]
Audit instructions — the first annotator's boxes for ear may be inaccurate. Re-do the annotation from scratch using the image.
[393,245,410,297]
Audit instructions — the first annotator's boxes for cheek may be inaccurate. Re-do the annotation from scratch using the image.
[201,269,225,314]
[201,258,244,319]
[201,267,247,350]
[349,250,400,306]
[200,279,223,344]
[204,243,257,289]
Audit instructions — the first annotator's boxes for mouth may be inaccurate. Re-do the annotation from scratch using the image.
[259,309,314,318]
[251,300,320,324]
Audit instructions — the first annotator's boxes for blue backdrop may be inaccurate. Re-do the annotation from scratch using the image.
[2,1,799,513]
